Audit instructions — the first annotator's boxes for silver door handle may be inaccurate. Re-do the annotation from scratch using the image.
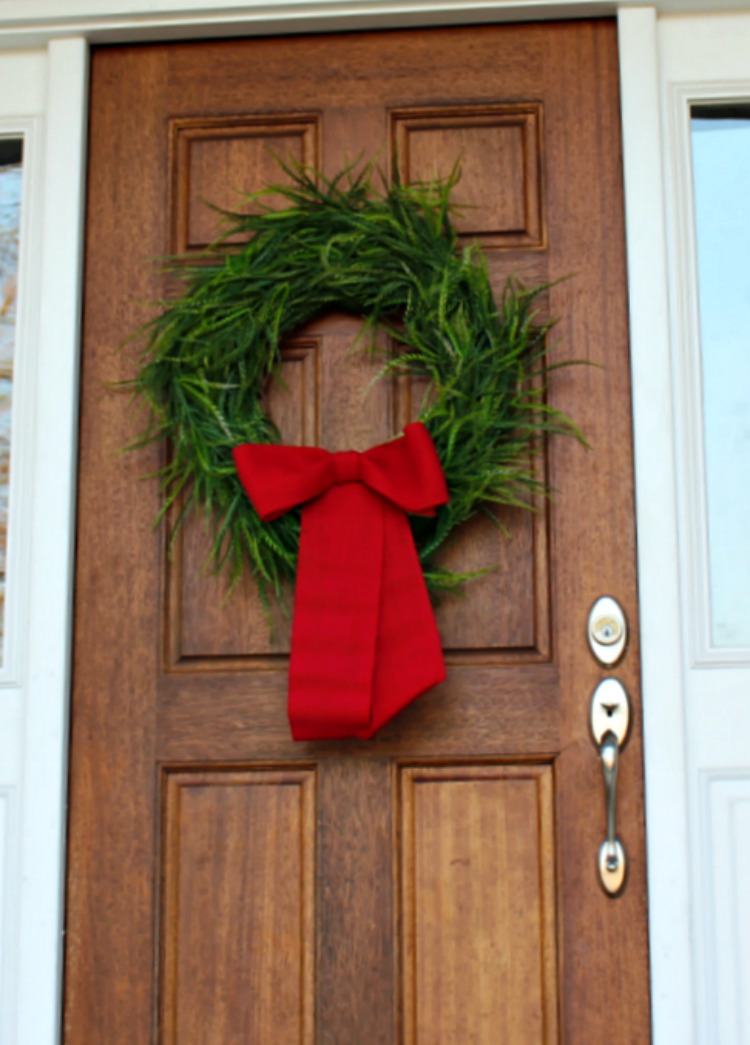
[599,729,626,892]
[590,678,630,896]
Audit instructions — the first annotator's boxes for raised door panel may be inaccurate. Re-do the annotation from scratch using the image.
[400,764,558,1044]
[393,104,545,248]
[170,115,320,252]
[161,767,315,1043]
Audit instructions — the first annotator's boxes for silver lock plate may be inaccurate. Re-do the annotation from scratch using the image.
[590,677,631,746]
[587,596,627,666]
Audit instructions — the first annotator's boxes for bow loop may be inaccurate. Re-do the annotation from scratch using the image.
[359,422,448,516]
[231,444,331,522]
[232,422,448,521]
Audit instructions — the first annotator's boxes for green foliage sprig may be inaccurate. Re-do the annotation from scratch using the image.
[132,162,579,599]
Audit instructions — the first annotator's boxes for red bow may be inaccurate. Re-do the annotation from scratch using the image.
[233,422,449,740]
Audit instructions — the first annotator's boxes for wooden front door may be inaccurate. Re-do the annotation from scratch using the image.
[66,22,651,1044]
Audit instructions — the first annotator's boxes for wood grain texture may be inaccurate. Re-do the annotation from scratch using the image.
[400,764,558,1044]
[393,105,545,247]
[64,46,168,1044]
[539,23,652,1041]
[316,759,396,1043]
[171,338,321,663]
[160,767,315,1044]
[170,115,320,252]
[66,23,651,1045]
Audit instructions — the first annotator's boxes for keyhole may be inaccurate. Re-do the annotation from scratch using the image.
[594,616,621,645]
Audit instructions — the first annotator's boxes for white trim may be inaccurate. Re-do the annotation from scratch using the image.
[0,0,619,47]
[699,772,750,1045]
[0,50,46,109]
[618,9,694,1043]
[16,37,88,1045]
[665,79,712,668]
[0,0,749,49]
[0,0,625,49]
[0,48,49,1045]
[0,782,18,1045]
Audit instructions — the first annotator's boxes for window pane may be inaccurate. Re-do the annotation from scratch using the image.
[0,137,22,658]
[691,107,750,646]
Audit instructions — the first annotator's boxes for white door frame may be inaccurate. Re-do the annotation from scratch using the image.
[0,4,702,1042]
[0,39,89,1045]
[659,16,750,1043]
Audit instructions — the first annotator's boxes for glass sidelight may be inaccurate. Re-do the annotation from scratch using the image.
[691,107,750,648]
[0,136,22,662]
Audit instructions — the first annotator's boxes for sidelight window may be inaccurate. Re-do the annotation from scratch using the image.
[0,136,22,661]
[691,106,750,648]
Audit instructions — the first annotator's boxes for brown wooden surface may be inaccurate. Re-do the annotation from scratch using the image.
[161,768,315,1042]
[66,23,651,1044]
[400,765,559,1043]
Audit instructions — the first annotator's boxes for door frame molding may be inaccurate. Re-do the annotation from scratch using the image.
[1,0,747,48]
[4,39,89,1045]
[659,15,750,1042]
[0,5,693,1042]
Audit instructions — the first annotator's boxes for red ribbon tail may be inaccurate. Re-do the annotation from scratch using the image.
[356,499,446,739]
[287,486,444,741]
[288,485,383,741]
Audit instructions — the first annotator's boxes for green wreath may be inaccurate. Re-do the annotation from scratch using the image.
[133,164,578,599]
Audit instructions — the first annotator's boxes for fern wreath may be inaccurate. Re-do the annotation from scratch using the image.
[132,164,576,601]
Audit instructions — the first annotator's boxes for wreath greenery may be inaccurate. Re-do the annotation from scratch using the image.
[132,163,579,600]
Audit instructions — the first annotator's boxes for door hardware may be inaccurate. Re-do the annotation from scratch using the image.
[587,596,627,666]
[590,678,631,896]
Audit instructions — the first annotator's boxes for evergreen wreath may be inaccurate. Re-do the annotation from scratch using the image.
[132,163,579,600]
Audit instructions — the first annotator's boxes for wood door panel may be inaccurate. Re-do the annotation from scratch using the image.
[400,764,558,1044]
[434,508,548,653]
[172,506,547,662]
[173,339,320,661]
[161,767,315,1043]
[393,105,545,248]
[67,23,651,1044]
[170,115,321,253]
[172,328,549,663]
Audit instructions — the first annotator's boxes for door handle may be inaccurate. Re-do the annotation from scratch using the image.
[599,730,625,893]
[590,678,631,896]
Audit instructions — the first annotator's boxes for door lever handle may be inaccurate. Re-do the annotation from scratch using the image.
[590,678,631,896]
[599,730,625,890]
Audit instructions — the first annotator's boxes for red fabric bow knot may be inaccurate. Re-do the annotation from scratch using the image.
[233,422,449,740]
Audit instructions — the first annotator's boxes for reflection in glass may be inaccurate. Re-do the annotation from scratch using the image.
[691,108,750,647]
[0,137,22,658]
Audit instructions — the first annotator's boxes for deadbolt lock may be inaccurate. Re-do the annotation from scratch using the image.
[587,596,627,666]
